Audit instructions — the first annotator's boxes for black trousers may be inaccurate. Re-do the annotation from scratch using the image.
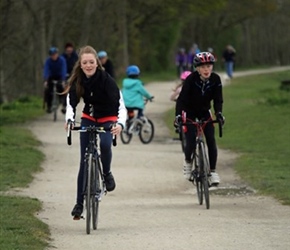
[44,78,65,109]
[184,121,217,171]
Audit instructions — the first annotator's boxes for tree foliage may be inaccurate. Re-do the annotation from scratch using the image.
[0,0,289,102]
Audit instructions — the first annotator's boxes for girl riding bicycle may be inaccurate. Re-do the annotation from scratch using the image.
[175,52,225,185]
[64,45,126,218]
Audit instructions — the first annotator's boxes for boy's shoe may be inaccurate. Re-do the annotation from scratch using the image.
[71,203,83,217]
[104,172,116,192]
[209,172,220,185]
[183,160,193,180]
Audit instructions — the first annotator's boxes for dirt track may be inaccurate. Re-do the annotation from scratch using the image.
[21,67,290,250]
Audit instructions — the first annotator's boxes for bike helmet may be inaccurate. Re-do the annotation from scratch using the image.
[126,65,140,76]
[193,52,215,67]
[49,47,58,55]
[97,51,107,58]
[180,71,192,81]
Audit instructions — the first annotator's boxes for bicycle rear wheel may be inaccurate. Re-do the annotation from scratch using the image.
[92,158,100,230]
[200,142,210,209]
[86,153,93,234]
[139,119,154,144]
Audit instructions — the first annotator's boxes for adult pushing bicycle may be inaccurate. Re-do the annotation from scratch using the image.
[67,120,117,234]
[178,112,223,209]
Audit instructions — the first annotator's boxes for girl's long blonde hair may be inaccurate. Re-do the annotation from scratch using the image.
[63,45,104,102]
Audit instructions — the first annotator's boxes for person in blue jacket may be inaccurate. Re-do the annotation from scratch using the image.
[43,47,67,113]
[122,65,153,119]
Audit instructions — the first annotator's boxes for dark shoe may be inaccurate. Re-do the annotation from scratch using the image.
[104,172,116,192]
[71,203,83,217]
[61,107,66,114]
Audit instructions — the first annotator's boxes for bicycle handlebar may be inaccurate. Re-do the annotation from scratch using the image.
[180,119,223,138]
[67,121,117,146]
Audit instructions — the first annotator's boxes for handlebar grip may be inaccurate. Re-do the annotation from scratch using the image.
[113,135,117,147]
[67,130,72,145]
[218,120,223,138]
[67,121,72,145]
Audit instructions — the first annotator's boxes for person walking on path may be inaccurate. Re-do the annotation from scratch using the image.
[222,45,236,78]
[175,48,188,77]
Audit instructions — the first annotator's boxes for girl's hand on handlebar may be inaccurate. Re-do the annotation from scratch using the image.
[65,120,74,131]
[111,124,122,136]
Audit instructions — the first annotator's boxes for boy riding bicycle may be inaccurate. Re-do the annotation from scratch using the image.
[174,52,225,185]
[122,65,154,120]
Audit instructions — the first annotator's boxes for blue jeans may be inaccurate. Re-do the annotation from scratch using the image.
[76,118,113,205]
[225,61,234,78]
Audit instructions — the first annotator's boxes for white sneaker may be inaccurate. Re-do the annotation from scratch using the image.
[183,160,192,180]
[209,172,220,185]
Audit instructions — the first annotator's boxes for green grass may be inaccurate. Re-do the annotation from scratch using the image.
[164,71,290,204]
[0,127,44,191]
[0,96,44,126]
[0,96,49,249]
[0,196,50,250]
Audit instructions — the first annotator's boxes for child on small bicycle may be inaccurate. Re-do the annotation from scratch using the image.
[63,45,126,218]
[170,71,192,102]
[121,65,153,120]
[174,52,225,185]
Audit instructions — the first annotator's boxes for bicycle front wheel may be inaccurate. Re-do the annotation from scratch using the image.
[120,129,133,144]
[52,92,59,122]
[139,119,154,144]
[86,153,93,234]
[195,145,203,205]
[200,142,210,209]
[92,158,100,230]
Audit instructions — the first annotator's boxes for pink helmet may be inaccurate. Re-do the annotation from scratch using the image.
[180,71,192,81]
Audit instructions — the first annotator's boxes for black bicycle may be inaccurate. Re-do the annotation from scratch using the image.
[67,121,116,234]
[180,115,222,209]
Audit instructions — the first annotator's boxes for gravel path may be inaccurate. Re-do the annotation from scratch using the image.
[20,67,290,250]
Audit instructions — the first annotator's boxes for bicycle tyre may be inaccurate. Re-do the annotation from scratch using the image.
[52,92,58,122]
[195,144,203,205]
[92,158,100,230]
[139,119,154,144]
[86,153,93,234]
[120,129,133,144]
[200,142,210,209]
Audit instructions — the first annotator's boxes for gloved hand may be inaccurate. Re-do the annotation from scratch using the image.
[174,115,182,128]
[216,112,225,125]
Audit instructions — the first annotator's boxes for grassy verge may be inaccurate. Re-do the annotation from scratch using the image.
[0,96,49,249]
[164,71,290,205]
